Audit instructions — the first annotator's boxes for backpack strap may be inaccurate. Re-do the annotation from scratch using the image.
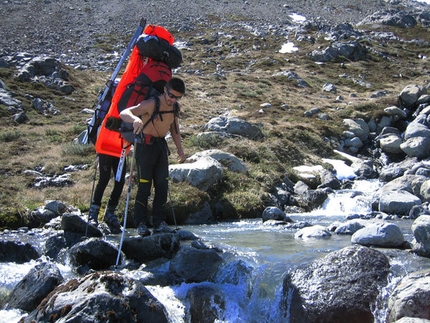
[143,95,180,134]
[142,96,161,131]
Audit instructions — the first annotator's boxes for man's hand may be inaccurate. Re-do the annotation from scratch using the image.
[132,118,144,134]
[177,148,186,163]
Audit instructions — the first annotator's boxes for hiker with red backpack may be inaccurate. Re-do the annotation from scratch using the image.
[85,20,183,235]
[119,77,186,236]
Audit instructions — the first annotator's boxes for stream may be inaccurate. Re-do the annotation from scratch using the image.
[1,176,430,322]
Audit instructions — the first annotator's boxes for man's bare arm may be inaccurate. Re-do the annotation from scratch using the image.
[170,119,185,163]
[120,103,148,134]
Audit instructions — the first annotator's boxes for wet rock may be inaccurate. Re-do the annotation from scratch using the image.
[186,285,226,323]
[295,225,332,240]
[22,272,169,323]
[61,213,103,238]
[170,246,223,283]
[317,168,341,189]
[121,233,180,264]
[387,271,430,322]
[262,206,292,223]
[331,219,367,235]
[281,245,390,323]
[300,188,331,211]
[6,262,63,312]
[69,238,119,270]
[0,240,39,263]
[44,232,68,260]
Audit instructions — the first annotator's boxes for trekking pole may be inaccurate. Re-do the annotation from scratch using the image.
[116,139,136,266]
[85,154,99,237]
[167,179,179,230]
[83,18,147,144]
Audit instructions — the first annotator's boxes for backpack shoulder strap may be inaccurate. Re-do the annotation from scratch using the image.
[143,95,180,134]
[142,96,161,131]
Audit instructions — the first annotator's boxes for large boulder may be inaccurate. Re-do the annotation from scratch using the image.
[378,190,422,215]
[6,262,63,312]
[22,272,169,323]
[309,41,367,62]
[169,246,224,283]
[121,233,180,264]
[169,156,223,191]
[186,285,227,323]
[387,271,430,322]
[280,245,390,323]
[399,84,427,108]
[188,149,248,174]
[68,238,119,270]
[343,118,370,141]
[401,137,430,159]
[61,213,103,238]
[351,222,405,248]
[0,240,39,263]
[295,225,332,240]
[203,116,263,140]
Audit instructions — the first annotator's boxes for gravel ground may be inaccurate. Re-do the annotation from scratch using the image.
[0,0,427,66]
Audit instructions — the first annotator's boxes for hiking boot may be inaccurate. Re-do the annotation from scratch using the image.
[88,204,100,226]
[137,222,151,237]
[103,206,122,234]
[153,221,174,234]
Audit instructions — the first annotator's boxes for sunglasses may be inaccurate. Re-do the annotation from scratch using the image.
[166,88,182,100]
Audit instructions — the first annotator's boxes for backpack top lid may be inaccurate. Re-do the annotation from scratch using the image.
[143,25,174,45]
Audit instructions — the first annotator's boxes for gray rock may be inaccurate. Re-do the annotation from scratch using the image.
[411,215,430,258]
[6,262,63,312]
[401,137,430,159]
[23,272,169,323]
[188,149,248,174]
[262,206,292,222]
[170,247,223,283]
[281,245,390,323]
[169,156,223,191]
[69,238,119,270]
[387,271,430,322]
[378,190,422,216]
[122,233,180,264]
[0,240,39,263]
[295,225,332,240]
[204,116,263,140]
[400,84,427,108]
[351,222,405,248]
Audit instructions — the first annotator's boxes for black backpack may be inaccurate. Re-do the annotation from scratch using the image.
[135,35,182,69]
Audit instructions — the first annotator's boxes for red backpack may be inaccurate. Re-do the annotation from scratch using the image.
[117,60,172,112]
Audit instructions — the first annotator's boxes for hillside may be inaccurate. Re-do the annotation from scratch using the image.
[0,0,429,228]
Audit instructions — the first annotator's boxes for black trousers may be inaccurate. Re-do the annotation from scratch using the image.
[92,153,126,208]
[133,138,169,228]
